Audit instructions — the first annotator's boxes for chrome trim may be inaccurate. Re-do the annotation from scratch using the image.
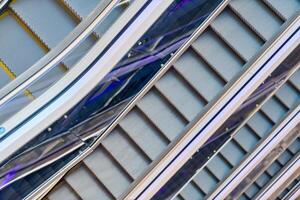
[0,0,9,11]
[170,61,300,200]
[283,180,300,200]
[20,1,175,199]
[0,0,117,107]
[254,152,300,200]
[124,15,300,200]
[20,1,225,198]
[0,98,129,190]
[0,0,149,164]
[208,104,300,199]
[87,0,232,161]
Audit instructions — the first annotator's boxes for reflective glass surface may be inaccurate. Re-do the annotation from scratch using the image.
[0,148,85,200]
[0,0,224,197]
[0,0,131,125]
[153,45,300,199]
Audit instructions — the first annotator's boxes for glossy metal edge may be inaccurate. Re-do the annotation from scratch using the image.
[254,151,300,200]
[0,0,118,107]
[124,13,300,200]
[0,0,9,12]
[20,1,174,199]
[207,104,300,199]
[0,0,148,164]
[170,61,300,200]
[0,98,128,190]
[282,180,300,200]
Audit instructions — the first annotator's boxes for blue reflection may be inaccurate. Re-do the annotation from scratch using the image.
[0,0,224,197]
[153,45,300,200]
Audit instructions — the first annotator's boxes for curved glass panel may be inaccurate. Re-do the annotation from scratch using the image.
[0,0,113,94]
[0,0,132,127]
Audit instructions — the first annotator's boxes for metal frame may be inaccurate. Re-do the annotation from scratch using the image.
[123,14,300,200]
[18,1,230,198]
[19,1,175,199]
[0,0,151,163]
[283,179,300,200]
[0,0,118,107]
[254,152,300,200]
[0,0,9,11]
[83,0,232,163]
[207,104,300,199]
[170,59,300,200]
[0,98,129,190]
[227,107,300,198]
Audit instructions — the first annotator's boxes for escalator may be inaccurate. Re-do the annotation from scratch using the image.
[0,0,130,123]
[241,138,300,199]
[44,0,300,199]
[175,76,300,199]
[0,0,108,88]
[0,0,203,199]
[157,48,300,199]
[277,174,300,199]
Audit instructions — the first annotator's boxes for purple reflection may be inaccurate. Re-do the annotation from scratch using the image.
[0,0,224,195]
[0,165,19,187]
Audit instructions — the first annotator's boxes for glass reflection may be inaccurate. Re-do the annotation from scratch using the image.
[0,0,130,125]
[0,0,224,197]
[153,45,300,200]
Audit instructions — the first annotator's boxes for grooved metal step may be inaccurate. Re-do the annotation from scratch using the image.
[242,138,300,199]
[10,0,96,67]
[176,69,300,200]
[0,10,46,77]
[263,0,300,21]
[62,0,102,20]
[46,1,300,199]
[0,0,112,124]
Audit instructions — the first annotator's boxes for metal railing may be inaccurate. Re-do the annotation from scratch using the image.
[282,179,300,200]
[17,1,175,199]
[170,54,300,200]
[124,14,300,200]
[254,152,300,199]
[207,105,300,199]
[0,0,118,107]
[0,0,151,163]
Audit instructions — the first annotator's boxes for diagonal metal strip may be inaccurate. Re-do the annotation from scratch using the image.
[208,104,300,199]
[0,0,118,107]
[19,1,174,199]
[0,58,35,100]
[124,14,300,200]
[282,177,300,200]
[0,0,230,196]
[254,151,300,199]
[227,116,300,198]
[170,59,300,200]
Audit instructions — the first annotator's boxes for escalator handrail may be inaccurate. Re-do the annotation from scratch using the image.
[209,104,300,199]
[0,0,118,108]
[255,151,300,200]
[0,0,172,171]
[124,14,300,200]
[0,0,10,12]
[170,62,300,200]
